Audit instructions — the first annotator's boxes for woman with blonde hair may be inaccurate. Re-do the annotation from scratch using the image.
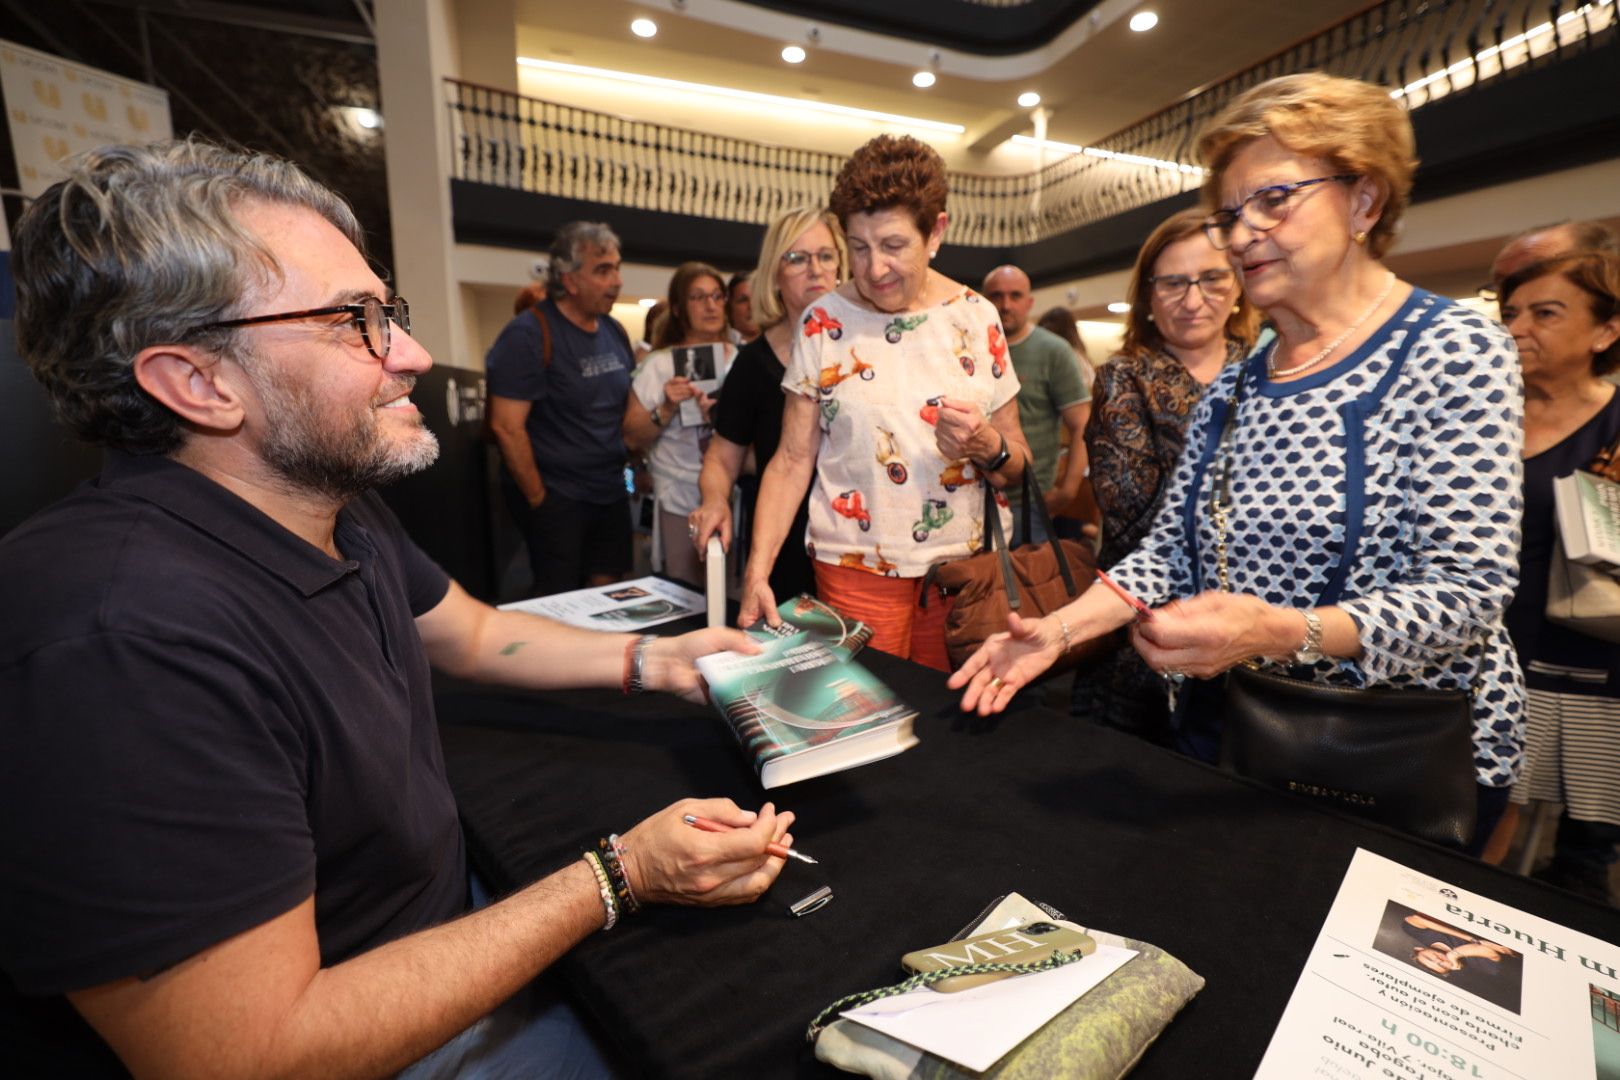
[953,73,1526,851]
[689,208,849,601]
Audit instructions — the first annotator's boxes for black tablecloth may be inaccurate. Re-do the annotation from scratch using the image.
[436,646,1620,1078]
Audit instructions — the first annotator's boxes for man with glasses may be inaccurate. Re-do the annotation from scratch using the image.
[486,220,636,596]
[982,264,1091,545]
[0,141,792,1076]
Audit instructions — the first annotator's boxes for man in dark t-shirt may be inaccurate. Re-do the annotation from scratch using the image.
[0,140,793,1077]
[486,222,635,595]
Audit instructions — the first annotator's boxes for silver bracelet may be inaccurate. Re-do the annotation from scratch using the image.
[1056,614,1073,654]
[627,634,656,694]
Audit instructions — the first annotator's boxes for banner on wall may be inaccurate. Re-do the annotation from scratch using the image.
[0,39,172,201]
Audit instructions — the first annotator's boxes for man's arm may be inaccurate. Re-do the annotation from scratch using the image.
[487,395,544,506]
[415,579,756,703]
[69,799,789,1080]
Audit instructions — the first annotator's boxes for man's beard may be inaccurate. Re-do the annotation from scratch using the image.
[251,361,440,502]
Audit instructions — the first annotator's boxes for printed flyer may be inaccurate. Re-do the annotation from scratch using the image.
[499,576,704,630]
[1256,848,1620,1079]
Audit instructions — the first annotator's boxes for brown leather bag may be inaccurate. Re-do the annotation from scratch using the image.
[926,469,1107,672]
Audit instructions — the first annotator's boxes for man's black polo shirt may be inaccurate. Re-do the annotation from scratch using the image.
[0,452,466,1013]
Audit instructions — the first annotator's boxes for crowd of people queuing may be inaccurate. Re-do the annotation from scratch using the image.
[1,67,1617,1075]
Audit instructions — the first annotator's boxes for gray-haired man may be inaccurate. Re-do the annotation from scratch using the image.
[486,221,636,595]
[0,141,789,1076]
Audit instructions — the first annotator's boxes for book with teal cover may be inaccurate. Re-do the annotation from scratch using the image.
[747,594,874,657]
[696,631,917,789]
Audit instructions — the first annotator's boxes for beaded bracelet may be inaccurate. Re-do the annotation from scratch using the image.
[581,850,619,931]
[597,834,642,916]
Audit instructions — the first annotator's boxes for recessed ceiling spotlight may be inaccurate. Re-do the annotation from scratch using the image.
[630,18,658,38]
[912,71,936,89]
[1107,301,1131,314]
[1017,91,1041,108]
[1129,11,1158,32]
[638,297,658,308]
[782,45,806,64]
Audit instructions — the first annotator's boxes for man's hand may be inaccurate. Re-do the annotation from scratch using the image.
[620,799,793,906]
[526,485,547,510]
[643,628,761,704]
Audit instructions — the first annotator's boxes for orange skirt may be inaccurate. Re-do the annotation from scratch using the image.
[812,561,955,673]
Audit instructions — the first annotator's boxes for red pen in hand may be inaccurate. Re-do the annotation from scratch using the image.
[1094,568,1154,620]
[682,813,818,865]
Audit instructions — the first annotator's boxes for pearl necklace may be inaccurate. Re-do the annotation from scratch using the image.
[1268,273,1397,379]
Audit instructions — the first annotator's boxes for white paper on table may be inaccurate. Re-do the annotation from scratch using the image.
[841,944,1137,1073]
[498,576,704,630]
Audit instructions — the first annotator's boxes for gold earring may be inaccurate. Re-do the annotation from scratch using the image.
[1146,313,1155,323]
[1352,230,1368,245]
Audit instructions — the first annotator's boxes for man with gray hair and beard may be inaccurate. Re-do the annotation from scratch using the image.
[0,140,792,1077]
[486,220,637,595]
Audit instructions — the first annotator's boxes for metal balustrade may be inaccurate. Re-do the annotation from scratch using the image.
[447,0,1616,248]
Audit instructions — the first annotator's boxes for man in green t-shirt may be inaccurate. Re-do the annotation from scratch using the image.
[983,265,1091,545]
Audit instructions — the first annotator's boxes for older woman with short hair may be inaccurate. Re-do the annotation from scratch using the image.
[953,73,1526,851]
[740,135,1031,670]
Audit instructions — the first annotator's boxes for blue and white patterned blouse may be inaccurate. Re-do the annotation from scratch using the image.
[1108,289,1527,786]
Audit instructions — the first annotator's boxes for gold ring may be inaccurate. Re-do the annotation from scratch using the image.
[988,676,1004,690]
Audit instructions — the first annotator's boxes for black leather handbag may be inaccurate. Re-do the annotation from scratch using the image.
[1207,301,1479,848]
[1221,665,1477,847]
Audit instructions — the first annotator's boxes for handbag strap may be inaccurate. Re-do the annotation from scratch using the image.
[979,455,1081,601]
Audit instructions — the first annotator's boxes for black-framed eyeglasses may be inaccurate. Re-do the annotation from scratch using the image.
[193,295,411,361]
[1202,174,1359,250]
[1148,268,1237,302]
[781,249,840,272]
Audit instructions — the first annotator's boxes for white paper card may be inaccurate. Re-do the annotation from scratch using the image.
[842,944,1136,1073]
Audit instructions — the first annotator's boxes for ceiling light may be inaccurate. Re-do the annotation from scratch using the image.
[517,57,966,134]
[1107,302,1131,314]
[630,18,657,38]
[912,71,936,89]
[1129,11,1159,32]
[638,297,658,308]
[1017,91,1041,108]
[782,45,806,64]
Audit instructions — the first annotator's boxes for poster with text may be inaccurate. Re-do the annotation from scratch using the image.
[1256,848,1620,1080]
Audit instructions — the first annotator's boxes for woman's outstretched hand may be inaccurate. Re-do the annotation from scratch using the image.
[946,611,1063,715]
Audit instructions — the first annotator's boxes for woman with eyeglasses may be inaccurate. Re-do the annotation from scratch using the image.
[689,208,849,602]
[739,135,1032,670]
[625,261,735,587]
[1072,207,1257,743]
[952,74,1526,851]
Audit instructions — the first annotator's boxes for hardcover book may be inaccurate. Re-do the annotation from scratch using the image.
[695,633,917,789]
[747,594,874,657]
[1553,470,1620,569]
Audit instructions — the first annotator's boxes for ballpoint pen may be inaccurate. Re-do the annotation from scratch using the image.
[682,813,819,865]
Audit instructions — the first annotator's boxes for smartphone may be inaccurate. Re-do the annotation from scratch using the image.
[1094,568,1153,620]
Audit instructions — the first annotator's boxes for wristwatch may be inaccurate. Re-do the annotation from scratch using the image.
[650,403,668,428]
[1292,608,1325,666]
[982,434,1011,473]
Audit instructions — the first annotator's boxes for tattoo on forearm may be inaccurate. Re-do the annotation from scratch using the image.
[500,641,528,656]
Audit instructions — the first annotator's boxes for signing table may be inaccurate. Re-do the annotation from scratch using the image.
[436,644,1620,1078]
